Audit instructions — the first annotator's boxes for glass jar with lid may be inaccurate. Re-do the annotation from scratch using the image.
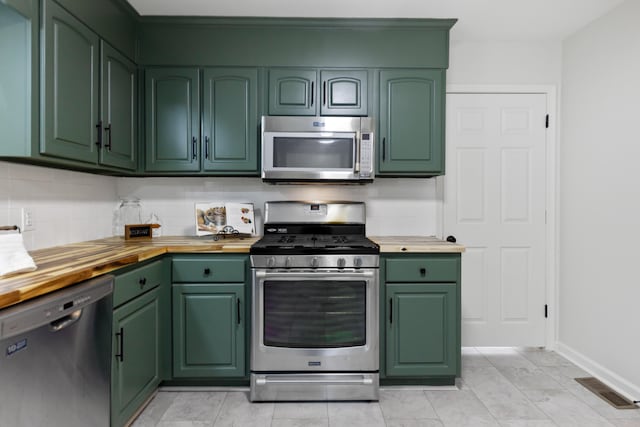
[112,198,142,236]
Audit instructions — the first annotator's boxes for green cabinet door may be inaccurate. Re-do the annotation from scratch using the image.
[100,41,136,171]
[386,283,457,377]
[268,68,317,116]
[41,0,100,164]
[320,70,368,116]
[378,69,444,175]
[172,283,245,377]
[145,68,200,172]
[111,287,161,427]
[202,68,258,172]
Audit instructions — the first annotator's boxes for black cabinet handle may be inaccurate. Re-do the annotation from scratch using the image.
[204,267,211,275]
[420,267,427,276]
[192,136,197,159]
[237,299,241,325]
[115,327,124,362]
[139,277,147,288]
[310,81,314,106]
[323,81,327,106]
[95,121,103,148]
[104,123,112,151]
[205,136,210,159]
[382,137,386,161]
[389,299,393,324]
[446,235,457,243]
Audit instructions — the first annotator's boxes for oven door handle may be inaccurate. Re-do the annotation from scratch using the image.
[254,270,377,280]
[255,377,374,386]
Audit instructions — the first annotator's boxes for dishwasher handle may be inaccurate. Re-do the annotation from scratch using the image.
[49,309,83,332]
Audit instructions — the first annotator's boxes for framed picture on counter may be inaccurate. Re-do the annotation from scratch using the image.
[195,202,255,237]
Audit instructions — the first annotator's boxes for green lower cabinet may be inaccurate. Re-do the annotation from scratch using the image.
[172,283,245,378]
[111,287,161,427]
[386,282,457,377]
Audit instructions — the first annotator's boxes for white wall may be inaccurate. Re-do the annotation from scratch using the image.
[559,0,640,399]
[116,177,438,237]
[449,40,563,85]
[0,161,117,250]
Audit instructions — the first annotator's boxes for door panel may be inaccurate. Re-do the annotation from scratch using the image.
[41,0,99,164]
[202,68,258,172]
[444,93,547,346]
[145,68,200,172]
[100,41,136,170]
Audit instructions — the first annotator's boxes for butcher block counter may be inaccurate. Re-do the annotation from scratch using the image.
[369,236,465,253]
[0,236,259,310]
[0,235,462,310]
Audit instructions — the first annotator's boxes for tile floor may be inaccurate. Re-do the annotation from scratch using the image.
[132,347,640,427]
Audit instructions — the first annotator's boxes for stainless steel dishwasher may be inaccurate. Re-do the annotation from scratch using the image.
[0,275,114,427]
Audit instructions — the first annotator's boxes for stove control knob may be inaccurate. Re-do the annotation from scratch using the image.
[267,257,276,268]
[337,258,346,268]
[311,257,319,268]
[354,257,363,268]
[285,257,293,268]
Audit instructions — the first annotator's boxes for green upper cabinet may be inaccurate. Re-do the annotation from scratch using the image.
[378,69,444,176]
[100,41,137,170]
[320,70,368,116]
[202,68,258,172]
[145,67,201,172]
[268,68,317,116]
[268,68,368,116]
[41,0,100,164]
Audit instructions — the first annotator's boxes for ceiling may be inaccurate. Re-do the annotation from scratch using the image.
[126,0,625,41]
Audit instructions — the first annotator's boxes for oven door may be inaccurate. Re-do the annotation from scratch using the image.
[262,131,360,181]
[251,268,379,372]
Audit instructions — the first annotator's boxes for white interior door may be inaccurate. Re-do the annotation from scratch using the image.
[444,93,547,346]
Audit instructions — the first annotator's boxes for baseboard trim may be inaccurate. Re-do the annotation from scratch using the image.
[555,341,640,403]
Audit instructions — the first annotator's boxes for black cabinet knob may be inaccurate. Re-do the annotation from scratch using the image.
[204,268,211,275]
[446,235,457,243]
[139,277,147,287]
[420,268,426,276]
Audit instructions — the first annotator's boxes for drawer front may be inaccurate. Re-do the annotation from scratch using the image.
[385,257,458,282]
[172,257,246,283]
[113,260,164,307]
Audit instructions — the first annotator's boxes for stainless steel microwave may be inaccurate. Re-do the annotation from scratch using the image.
[261,116,374,183]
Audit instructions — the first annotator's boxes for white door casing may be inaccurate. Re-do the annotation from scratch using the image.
[444,92,549,347]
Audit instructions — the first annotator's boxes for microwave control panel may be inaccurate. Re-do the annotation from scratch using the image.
[359,133,374,177]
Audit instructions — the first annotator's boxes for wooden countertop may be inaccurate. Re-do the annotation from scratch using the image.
[0,235,462,310]
[369,236,465,253]
[0,236,258,310]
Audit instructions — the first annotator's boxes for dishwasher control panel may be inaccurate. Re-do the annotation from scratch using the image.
[0,275,113,340]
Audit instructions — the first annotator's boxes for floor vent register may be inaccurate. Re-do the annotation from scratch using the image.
[575,377,638,409]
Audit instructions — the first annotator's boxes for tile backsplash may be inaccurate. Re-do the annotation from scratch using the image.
[0,161,117,250]
[116,176,439,238]
[0,160,440,251]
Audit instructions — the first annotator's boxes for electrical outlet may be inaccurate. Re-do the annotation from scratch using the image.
[21,208,35,231]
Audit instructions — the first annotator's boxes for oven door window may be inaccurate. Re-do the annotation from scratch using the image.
[272,136,354,169]
[263,280,366,348]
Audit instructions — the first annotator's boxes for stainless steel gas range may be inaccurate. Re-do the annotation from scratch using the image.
[249,201,380,401]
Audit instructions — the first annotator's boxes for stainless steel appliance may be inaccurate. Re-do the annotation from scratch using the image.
[250,201,380,401]
[0,275,114,427]
[261,116,375,183]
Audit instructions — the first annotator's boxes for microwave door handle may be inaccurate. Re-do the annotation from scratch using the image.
[354,131,361,174]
